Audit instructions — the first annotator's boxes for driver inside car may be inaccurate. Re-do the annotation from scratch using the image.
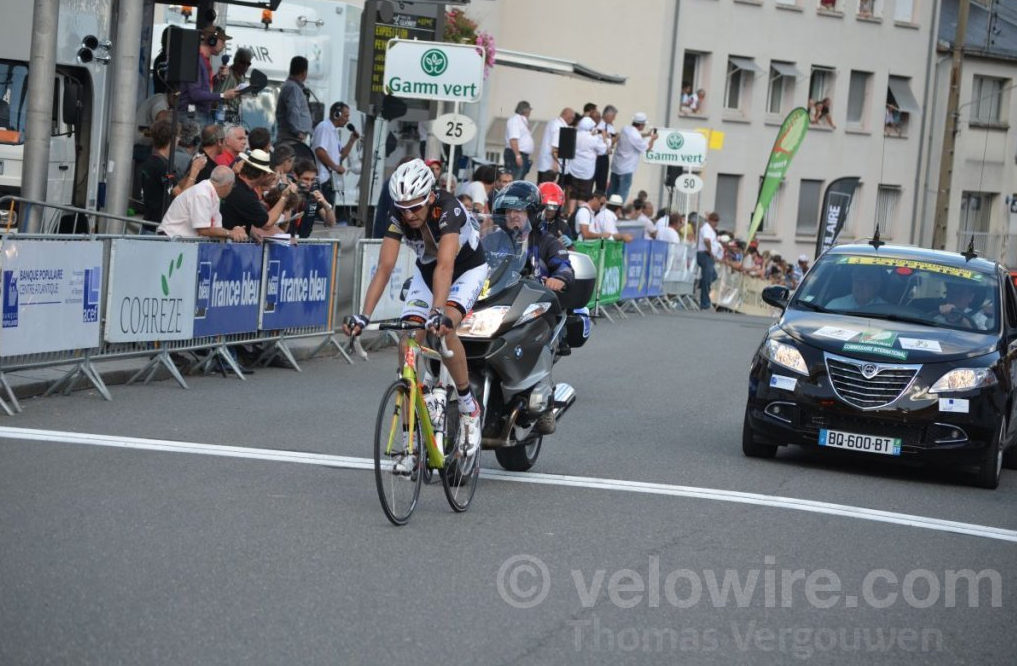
[933,280,990,329]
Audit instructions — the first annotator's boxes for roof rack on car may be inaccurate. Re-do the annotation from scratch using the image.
[960,236,979,262]
[868,225,885,250]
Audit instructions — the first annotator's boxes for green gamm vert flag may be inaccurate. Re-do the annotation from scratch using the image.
[747,107,810,241]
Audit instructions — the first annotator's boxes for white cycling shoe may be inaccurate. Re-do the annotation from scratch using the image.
[391,433,417,476]
[458,408,482,459]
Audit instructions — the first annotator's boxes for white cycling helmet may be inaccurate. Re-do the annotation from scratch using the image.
[389,159,435,203]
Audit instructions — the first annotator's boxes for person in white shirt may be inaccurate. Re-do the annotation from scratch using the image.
[636,200,656,239]
[536,107,575,184]
[696,212,719,309]
[566,117,607,213]
[594,105,617,192]
[656,213,682,244]
[157,166,247,240]
[504,100,535,180]
[312,102,359,207]
[608,112,657,203]
[584,193,632,242]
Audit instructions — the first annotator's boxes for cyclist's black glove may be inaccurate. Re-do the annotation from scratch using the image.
[345,313,370,335]
[427,308,453,332]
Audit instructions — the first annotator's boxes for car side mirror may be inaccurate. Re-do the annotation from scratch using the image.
[762,285,790,310]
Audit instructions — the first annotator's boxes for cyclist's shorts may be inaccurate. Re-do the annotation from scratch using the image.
[401,263,489,321]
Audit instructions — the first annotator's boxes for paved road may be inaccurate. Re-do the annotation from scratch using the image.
[1,310,1014,664]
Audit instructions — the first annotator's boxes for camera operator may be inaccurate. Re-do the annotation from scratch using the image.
[291,158,336,238]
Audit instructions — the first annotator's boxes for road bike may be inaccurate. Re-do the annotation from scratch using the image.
[369,321,480,525]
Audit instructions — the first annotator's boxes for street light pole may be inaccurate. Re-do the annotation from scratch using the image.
[931,0,970,250]
[22,0,59,233]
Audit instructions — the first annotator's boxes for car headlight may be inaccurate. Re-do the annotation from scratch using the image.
[457,306,510,338]
[929,368,998,394]
[761,339,809,375]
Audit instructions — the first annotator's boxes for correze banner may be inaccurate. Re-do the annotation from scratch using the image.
[814,177,861,259]
[105,240,198,343]
[260,243,335,329]
[621,239,650,301]
[193,243,263,337]
[0,240,103,356]
[747,107,810,241]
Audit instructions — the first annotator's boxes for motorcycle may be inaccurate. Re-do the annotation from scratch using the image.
[455,227,596,471]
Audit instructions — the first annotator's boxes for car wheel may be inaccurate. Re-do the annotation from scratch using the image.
[742,407,778,459]
[973,419,1004,490]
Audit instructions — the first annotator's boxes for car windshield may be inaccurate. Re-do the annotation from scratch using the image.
[792,254,1000,333]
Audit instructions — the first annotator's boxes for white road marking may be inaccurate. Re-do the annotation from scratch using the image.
[3,425,1016,544]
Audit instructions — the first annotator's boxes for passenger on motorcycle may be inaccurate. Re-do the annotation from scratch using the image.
[537,181,577,246]
[344,158,487,458]
[495,181,575,292]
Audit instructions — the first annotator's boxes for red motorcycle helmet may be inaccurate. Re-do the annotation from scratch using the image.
[538,181,565,211]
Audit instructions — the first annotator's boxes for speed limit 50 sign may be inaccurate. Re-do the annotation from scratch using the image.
[675,173,704,194]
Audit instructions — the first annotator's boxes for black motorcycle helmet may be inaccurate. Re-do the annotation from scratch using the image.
[492,181,541,240]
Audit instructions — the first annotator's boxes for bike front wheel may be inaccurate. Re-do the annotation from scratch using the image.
[374,380,423,526]
[441,398,480,512]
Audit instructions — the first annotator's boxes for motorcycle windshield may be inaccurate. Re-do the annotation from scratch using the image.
[480,226,528,298]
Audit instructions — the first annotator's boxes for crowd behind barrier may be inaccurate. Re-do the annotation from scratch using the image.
[0,233,348,414]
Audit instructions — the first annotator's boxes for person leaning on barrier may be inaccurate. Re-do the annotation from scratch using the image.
[220,149,293,241]
[157,166,247,241]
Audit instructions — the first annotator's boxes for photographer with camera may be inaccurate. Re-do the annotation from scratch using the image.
[312,101,360,210]
[607,112,657,203]
[290,158,336,238]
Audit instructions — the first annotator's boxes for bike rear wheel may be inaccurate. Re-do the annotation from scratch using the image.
[441,397,480,512]
[374,380,423,525]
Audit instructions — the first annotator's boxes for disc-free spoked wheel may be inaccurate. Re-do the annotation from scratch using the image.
[374,381,423,525]
[441,399,480,512]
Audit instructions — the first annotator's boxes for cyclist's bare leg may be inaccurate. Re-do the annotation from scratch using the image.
[440,309,470,392]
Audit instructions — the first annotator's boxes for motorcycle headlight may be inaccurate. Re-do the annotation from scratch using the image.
[457,306,510,338]
[929,368,997,394]
[761,339,809,376]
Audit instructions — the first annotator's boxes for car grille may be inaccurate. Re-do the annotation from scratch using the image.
[824,352,921,410]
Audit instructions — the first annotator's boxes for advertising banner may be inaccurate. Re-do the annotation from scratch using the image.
[643,129,708,167]
[747,107,810,241]
[598,241,625,306]
[193,243,263,337]
[571,240,603,309]
[354,240,417,321]
[621,239,650,300]
[260,243,335,330]
[0,240,103,357]
[647,241,669,298]
[105,240,198,343]
[383,39,485,103]
[814,177,861,259]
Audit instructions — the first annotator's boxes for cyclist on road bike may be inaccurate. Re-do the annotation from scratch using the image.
[344,159,487,464]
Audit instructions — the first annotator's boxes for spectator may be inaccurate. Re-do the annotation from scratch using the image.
[489,167,514,212]
[263,186,304,241]
[636,199,656,240]
[566,116,607,213]
[157,166,246,240]
[215,125,247,167]
[679,82,695,114]
[690,89,706,114]
[696,212,719,309]
[819,0,837,10]
[884,103,902,137]
[810,97,836,128]
[743,244,764,277]
[792,254,810,287]
[312,101,360,207]
[291,157,336,238]
[425,158,443,183]
[193,125,225,183]
[177,26,240,126]
[461,164,497,215]
[608,112,657,203]
[276,56,313,143]
[656,213,682,244]
[249,126,272,153]
[595,104,618,193]
[585,193,632,242]
[172,119,202,178]
[438,172,458,193]
[504,100,534,179]
[220,149,293,240]
[270,144,296,187]
[140,118,206,228]
[152,29,169,95]
[536,107,575,184]
[134,92,170,146]
[214,47,252,124]
[859,0,874,17]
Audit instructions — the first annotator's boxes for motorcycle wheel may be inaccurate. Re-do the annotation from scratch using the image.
[495,433,542,472]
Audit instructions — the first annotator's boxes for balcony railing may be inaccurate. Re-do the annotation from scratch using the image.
[955,230,1017,268]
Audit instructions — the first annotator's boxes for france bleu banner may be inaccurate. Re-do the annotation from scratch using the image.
[646,241,669,298]
[260,243,335,330]
[193,243,263,337]
[621,239,650,300]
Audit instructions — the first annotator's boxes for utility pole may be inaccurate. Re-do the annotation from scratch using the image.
[931,0,970,250]
[22,0,59,233]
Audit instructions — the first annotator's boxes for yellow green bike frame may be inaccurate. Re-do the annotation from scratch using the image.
[385,337,446,469]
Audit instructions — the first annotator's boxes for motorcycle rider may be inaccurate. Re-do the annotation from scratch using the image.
[343,159,487,470]
[495,181,575,293]
[537,181,577,246]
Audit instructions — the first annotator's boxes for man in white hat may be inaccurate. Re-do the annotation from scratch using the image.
[608,112,657,203]
[220,149,296,240]
[792,254,810,288]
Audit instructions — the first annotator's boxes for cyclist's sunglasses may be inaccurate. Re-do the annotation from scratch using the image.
[395,199,428,213]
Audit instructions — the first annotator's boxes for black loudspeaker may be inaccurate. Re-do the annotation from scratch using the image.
[380,95,407,121]
[665,165,685,187]
[558,127,576,160]
[165,27,200,84]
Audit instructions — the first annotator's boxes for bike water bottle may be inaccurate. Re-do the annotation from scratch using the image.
[428,386,447,450]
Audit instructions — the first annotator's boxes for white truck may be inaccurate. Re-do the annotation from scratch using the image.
[0,0,115,231]
[155,0,367,210]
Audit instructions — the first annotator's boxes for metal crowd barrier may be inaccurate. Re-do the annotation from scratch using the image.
[0,220,352,413]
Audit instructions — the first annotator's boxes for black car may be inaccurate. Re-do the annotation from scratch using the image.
[743,243,1017,489]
